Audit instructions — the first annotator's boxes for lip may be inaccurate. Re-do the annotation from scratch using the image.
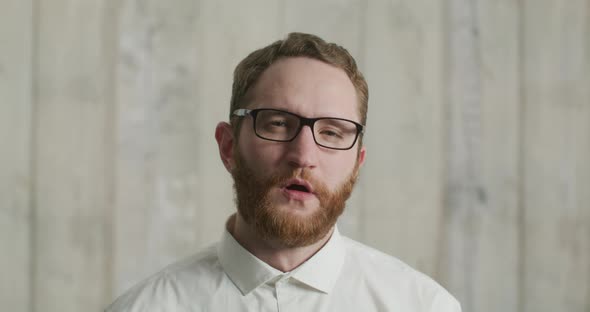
[280,178,316,201]
[281,178,315,193]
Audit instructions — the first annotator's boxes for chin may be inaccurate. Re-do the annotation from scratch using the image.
[272,192,320,215]
[280,204,320,220]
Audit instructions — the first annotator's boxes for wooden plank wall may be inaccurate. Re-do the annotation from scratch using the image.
[521,1,590,311]
[0,0,33,311]
[32,1,116,310]
[441,1,522,311]
[1,0,588,311]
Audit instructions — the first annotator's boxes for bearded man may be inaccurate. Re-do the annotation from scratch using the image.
[106,32,461,312]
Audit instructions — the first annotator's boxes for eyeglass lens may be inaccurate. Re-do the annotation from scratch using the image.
[254,110,358,149]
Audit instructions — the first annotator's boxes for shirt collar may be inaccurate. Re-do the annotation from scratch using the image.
[289,226,345,293]
[217,216,345,295]
[217,225,281,295]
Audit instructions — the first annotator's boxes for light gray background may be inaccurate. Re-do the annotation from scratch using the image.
[1,0,589,311]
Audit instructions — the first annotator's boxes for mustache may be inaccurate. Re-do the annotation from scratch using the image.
[264,168,329,196]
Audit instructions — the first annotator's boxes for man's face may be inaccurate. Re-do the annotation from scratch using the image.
[231,57,366,247]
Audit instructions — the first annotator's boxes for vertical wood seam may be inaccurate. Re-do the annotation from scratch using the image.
[516,0,526,311]
[356,0,369,244]
[102,0,121,305]
[28,0,39,311]
[463,1,483,308]
[582,0,590,310]
[586,3,590,306]
[444,0,486,309]
[435,0,451,283]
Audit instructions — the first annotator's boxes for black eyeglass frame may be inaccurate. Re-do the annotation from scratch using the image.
[232,108,365,150]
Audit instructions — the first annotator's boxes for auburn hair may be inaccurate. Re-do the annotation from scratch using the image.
[229,32,368,144]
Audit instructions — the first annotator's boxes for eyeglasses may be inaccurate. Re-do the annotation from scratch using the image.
[232,108,364,150]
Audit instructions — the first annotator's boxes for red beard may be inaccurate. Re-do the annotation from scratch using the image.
[231,150,360,247]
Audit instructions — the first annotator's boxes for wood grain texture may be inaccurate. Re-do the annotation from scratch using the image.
[361,0,446,279]
[443,2,485,308]
[33,0,115,310]
[114,0,204,295]
[470,1,521,311]
[440,1,522,311]
[521,0,590,311]
[0,0,33,311]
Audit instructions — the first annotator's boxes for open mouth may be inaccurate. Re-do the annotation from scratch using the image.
[286,184,310,193]
[282,179,314,196]
[281,179,316,201]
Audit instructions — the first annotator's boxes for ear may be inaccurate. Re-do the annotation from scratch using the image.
[215,122,236,173]
[357,145,366,167]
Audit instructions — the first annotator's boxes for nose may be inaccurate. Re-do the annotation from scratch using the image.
[286,125,318,169]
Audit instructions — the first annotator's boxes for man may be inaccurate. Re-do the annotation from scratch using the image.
[106,32,461,311]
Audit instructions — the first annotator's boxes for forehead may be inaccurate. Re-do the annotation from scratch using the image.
[246,57,360,121]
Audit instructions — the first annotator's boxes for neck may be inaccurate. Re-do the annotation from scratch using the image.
[227,213,334,272]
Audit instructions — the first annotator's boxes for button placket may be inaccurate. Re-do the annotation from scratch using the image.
[275,274,291,312]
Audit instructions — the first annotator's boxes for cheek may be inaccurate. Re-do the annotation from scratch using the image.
[238,137,283,171]
[320,153,358,187]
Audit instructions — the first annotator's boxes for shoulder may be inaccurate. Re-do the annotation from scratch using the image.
[340,237,461,311]
[341,236,423,279]
[105,244,221,312]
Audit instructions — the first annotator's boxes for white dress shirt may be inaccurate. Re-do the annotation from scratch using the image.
[106,223,461,312]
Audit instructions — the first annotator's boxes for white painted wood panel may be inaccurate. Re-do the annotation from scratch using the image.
[114,0,204,295]
[361,0,446,279]
[469,1,521,311]
[0,0,33,311]
[522,1,590,311]
[440,1,522,311]
[33,0,114,311]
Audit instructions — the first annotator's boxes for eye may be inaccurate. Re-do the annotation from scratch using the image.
[269,119,288,127]
[319,128,343,138]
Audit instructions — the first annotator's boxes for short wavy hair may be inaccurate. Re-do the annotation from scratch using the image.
[229,32,368,145]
